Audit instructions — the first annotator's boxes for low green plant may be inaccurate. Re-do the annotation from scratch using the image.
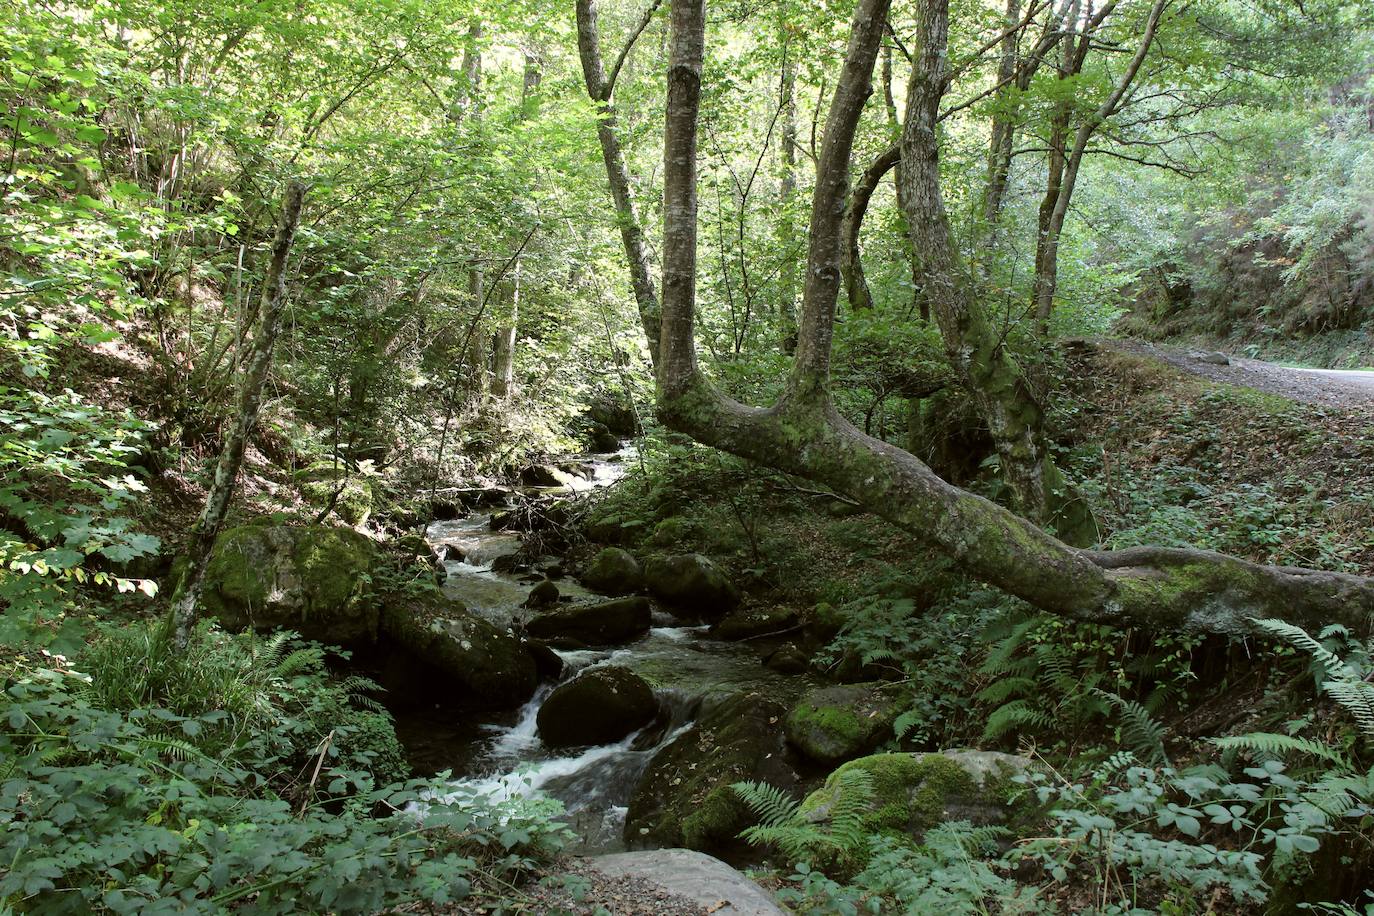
[0,650,569,913]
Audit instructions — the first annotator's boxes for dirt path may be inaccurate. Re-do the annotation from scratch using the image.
[1103,339,1374,409]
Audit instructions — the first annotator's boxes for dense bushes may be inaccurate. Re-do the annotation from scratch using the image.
[0,626,569,913]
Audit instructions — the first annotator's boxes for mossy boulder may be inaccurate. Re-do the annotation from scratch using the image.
[800,749,1036,840]
[626,691,800,853]
[785,683,901,766]
[713,605,799,641]
[201,523,378,643]
[579,547,644,596]
[293,462,373,526]
[765,643,811,674]
[525,596,650,645]
[643,553,739,616]
[380,593,538,707]
[537,666,657,748]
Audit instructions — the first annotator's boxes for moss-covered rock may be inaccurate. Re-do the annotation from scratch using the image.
[525,596,650,645]
[785,683,901,766]
[294,462,373,526]
[626,691,800,853]
[799,749,1035,840]
[643,553,739,616]
[537,666,657,748]
[579,547,644,596]
[201,523,379,644]
[712,605,799,641]
[380,593,538,707]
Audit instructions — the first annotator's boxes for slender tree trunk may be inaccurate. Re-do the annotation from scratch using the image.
[642,0,1374,639]
[776,25,799,353]
[1032,0,1170,329]
[169,182,306,649]
[492,51,540,399]
[492,263,518,398]
[575,0,662,365]
[983,0,1022,229]
[466,266,490,402]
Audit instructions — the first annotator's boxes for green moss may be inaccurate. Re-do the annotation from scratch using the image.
[791,704,865,745]
[680,785,748,850]
[800,753,978,836]
[293,527,374,619]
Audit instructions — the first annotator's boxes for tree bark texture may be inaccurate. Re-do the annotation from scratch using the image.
[170,181,306,649]
[576,0,662,365]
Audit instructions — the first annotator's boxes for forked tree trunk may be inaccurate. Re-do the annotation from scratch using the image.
[575,0,662,364]
[637,0,1374,638]
[170,182,306,649]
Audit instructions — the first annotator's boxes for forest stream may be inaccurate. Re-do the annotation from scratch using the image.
[387,448,801,854]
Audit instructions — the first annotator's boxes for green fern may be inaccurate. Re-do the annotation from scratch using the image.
[1093,688,1170,766]
[982,699,1054,742]
[1212,733,1353,770]
[733,769,876,866]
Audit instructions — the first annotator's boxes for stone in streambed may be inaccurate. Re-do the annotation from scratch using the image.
[784,682,901,766]
[537,666,657,748]
[380,593,538,707]
[643,553,738,615]
[764,642,811,674]
[520,463,579,488]
[586,849,787,916]
[523,577,560,608]
[626,690,799,853]
[579,547,644,596]
[525,596,651,645]
[713,605,799,641]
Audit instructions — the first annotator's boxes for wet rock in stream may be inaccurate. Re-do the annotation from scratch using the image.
[579,547,644,596]
[525,596,651,645]
[625,690,800,854]
[537,666,658,748]
[643,553,739,615]
[380,593,538,707]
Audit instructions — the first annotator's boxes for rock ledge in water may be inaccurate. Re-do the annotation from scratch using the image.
[380,593,538,707]
[585,849,787,916]
[643,553,739,615]
[525,596,650,645]
[537,665,657,748]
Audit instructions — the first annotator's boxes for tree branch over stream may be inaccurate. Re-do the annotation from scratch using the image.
[587,0,1374,638]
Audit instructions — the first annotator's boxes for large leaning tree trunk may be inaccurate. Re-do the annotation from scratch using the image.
[595,0,1374,638]
[169,181,306,649]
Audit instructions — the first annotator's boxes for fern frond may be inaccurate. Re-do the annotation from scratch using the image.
[982,700,1053,742]
[1320,680,1374,739]
[1093,689,1169,766]
[731,781,801,829]
[1211,733,1352,770]
[974,677,1036,706]
[1250,618,1358,683]
[979,614,1044,674]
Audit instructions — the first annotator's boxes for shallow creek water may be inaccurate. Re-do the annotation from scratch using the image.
[414,450,795,853]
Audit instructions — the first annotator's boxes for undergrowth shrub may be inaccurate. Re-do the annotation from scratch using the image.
[0,636,569,913]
